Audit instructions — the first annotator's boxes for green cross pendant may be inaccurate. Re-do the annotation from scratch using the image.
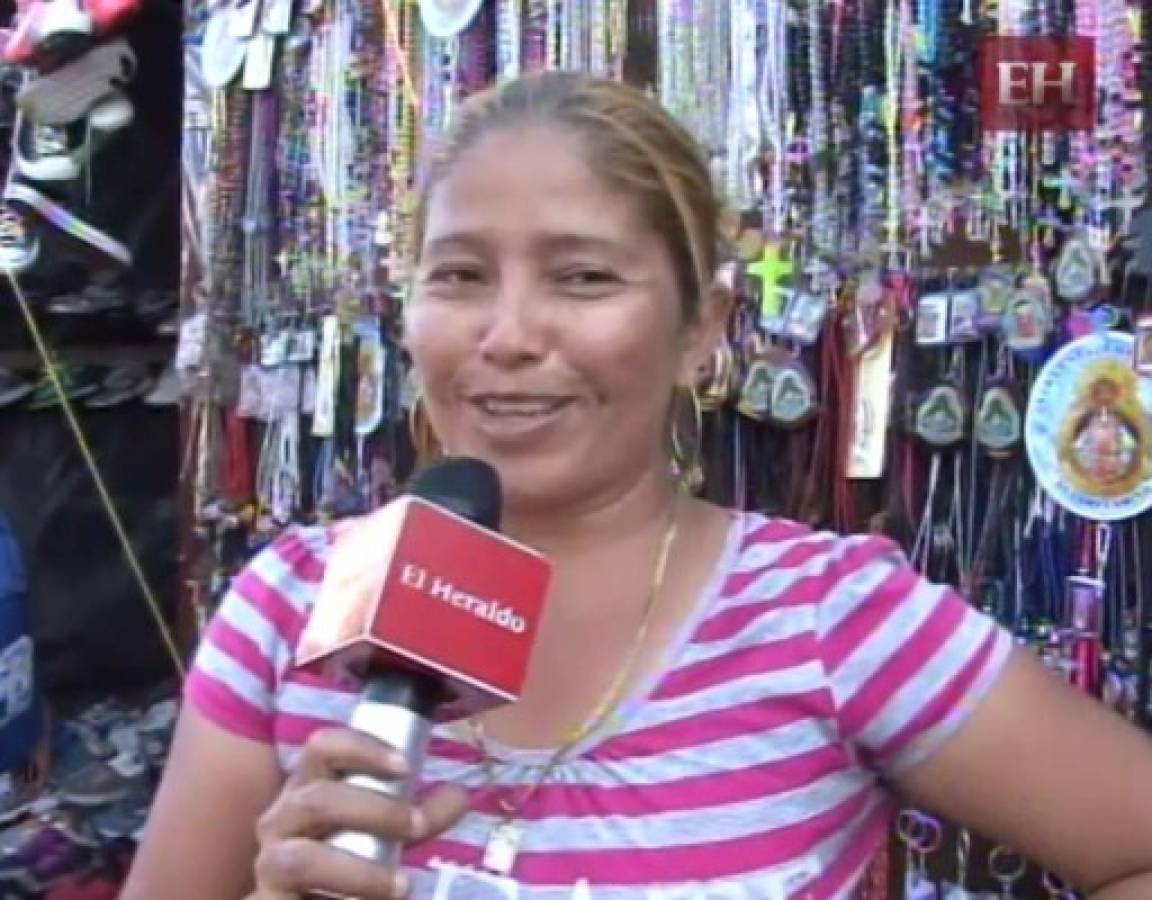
[748,243,794,323]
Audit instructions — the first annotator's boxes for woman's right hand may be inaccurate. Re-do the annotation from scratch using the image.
[251,727,470,899]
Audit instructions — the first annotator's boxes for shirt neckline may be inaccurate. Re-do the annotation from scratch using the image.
[441,508,753,768]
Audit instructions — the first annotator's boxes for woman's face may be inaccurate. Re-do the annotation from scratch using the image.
[404,123,719,513]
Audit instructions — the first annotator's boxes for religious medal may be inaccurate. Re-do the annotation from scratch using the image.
[202,1,249,88]
[259,329,287,368]
[914,383,967,448]
[734,223,765,263]
[1125,206,1152,276]
[975,264,1014,331]
[1133,315,1152,375]
[975,382,1023,458]
[1055,231,1101,305]
[782,290,829,345]
[1058,372,1148,497]
[242,32,276,90]
[844,270,894,356]
[748,242,794,333]
[1002,279,1052,353]
[736,355,774,421]
[735,329,771,421]
[767,358,818,428]
[261,0,293,35]
[230,0,260,38]
[419,0,485,37]
[481,820,524,877]
[915,292,949,346]
[1026,332,1152,521]
[947,288,982,343]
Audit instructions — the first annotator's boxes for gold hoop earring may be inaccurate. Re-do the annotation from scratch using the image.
[669,384,705,493]
[408,395,442,467]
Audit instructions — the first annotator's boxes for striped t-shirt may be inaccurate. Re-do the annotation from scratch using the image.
[185,509,1014,899]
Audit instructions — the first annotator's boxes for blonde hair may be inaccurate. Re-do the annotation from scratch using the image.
[413,71,720,323]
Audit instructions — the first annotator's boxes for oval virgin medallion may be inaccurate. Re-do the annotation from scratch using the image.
[1025,331,1152,521]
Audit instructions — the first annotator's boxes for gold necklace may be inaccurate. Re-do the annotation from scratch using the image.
[469,491,685,877]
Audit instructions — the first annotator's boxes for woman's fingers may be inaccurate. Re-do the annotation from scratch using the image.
[257,779,422,844]
[251,727,471,899]
[255,837,411,899]
[411,783,471,841]
[290,727,409,788]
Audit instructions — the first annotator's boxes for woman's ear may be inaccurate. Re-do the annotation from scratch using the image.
[678,280,735,384]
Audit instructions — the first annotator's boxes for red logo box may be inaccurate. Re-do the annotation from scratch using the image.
[297,496,553,720]
[979,37,1096,131]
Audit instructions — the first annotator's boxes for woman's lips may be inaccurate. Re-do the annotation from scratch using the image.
[466,394,577,443]
[470,394,574,417]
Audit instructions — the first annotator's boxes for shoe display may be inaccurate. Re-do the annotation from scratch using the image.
[5,181,132,270]
[133,286,177,321]
[0,692,180,894]
[0,820,95,893]
[11,113,89,182]
[16,37,136,126]
[0,204,40,274]
[57,760,139,808]
[85,0,141,36]
[141,363,181,406]
[86,90,133,132]
[25,825,96,891]
[44,868,123,899]
[24,362,102,410]
[47,281,126,315]
[3,0,95,67]
[0,370,36,408]
[83,362,153,408]
[0,782,36,827]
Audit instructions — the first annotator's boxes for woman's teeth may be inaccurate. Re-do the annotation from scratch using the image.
[476,398,570,417]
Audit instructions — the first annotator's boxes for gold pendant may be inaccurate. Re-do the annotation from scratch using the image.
[481,820,524,877]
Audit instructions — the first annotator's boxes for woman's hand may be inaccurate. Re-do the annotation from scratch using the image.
[251,727,470,899]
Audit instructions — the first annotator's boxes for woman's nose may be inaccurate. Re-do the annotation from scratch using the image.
[477,278,546,367]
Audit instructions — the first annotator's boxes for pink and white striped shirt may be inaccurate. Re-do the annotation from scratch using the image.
[185,510,1013,899]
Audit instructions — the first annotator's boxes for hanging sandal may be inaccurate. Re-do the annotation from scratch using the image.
[2,0,94,67]
[16,37,135,125]
[24,361,101,410]
[11,111,89,182]
[0,204,40,274]
[4,181,132,269]
[0,369,36,407]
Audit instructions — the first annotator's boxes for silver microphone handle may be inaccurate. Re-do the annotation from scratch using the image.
[328,699,434,869]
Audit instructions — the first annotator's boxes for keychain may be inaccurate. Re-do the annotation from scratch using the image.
[940,830,994,899]
[987,846,1026,898]
[897,810,943,899]
[1041,871,1079,899]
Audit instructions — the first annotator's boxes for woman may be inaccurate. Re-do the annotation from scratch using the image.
[124,72,1152,899]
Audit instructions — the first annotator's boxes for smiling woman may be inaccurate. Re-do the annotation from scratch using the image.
[403,74,725,516]
[122,71,1152,900]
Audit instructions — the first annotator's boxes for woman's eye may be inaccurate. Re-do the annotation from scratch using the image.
[556,268,621,294]
[425,265,484,286]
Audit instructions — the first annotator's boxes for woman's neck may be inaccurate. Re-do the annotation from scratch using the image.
[500,465,681,563]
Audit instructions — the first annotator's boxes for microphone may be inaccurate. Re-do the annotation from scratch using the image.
[295,457,551,882]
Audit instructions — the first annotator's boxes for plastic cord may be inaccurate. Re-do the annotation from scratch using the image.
[2,268,186,678]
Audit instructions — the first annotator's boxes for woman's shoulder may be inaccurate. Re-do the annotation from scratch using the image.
[723,508,909,596]
[183,522,344,742]
[210,522,337,660]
